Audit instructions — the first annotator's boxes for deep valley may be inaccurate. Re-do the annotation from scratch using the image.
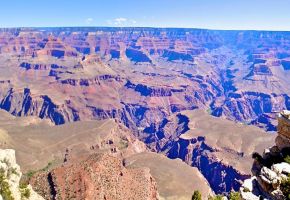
[0,27,290,198]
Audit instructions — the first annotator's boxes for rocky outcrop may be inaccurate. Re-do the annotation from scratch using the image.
[0,88,68,125]
[1,27,290,131]
[166,136,249,193]
[0,149,44,200]
[276,110,290,150]
[30,153,159,200]
[241,110,290,200]
[1,27,290,196]
[140,110,275,194]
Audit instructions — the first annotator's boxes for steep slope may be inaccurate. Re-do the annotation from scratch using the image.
[145,109,275,193]
[30,153,159,200]
[0,110,212,199]
[125,152,213,200]
[0,110,146,171]
[0,27,290,194]
[0,28,290,129]
[241,110,290,200]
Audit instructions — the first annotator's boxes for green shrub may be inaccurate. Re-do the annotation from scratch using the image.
[281,175,290,200]
[206,108,212,115]
[284,155,290,164]
[25,170,36,179]
[208,195,224,200]
[229,191,240,200]
[20,187,30,199]
[0,168,14,200]
[41,161,53,172]
[19,181,31,199]
[7,167,19,178]
[192,190,202,200]
[19,181,28,190]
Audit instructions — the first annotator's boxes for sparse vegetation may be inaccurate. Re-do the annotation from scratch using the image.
[282,147,290,165]
[24,160,55,181]
[229,191,240,200]
[26,170,36,179]
[192,190,202,200]
[42,161,53,172]
[284,155,290,164]
[206,108,212,115]
[281,175,290,200]
[119,138,129,149]
[7,167,19,178]
[21,188,31,199]
[208,195,224,200]
[19,178,31,199]
[0,167,14,200]
[243,187,250,193]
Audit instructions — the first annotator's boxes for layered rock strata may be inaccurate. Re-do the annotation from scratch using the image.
[241,110,290,200]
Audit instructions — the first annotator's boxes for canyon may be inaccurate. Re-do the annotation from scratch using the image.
[0,27,290,197]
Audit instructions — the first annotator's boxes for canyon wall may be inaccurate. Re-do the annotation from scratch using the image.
[0,27,290,194]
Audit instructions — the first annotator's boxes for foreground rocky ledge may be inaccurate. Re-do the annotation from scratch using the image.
[0,149,44,200]
[241,110,290,200]
[30,153,159,200]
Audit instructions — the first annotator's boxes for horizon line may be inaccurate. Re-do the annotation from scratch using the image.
[0,26,290,33]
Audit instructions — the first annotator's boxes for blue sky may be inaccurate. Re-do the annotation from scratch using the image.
[1,0,290,30]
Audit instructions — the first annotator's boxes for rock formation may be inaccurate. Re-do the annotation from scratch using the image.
[30,153,159,200]
[0,110,212,199]
[125,152,214,199]
[0,149,44,200]
[276,110,290,150]
[241,110,290,200]
[1,27,290,194]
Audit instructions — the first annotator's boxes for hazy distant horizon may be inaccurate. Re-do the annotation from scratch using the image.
[1,26,290,32]
[1,0,290,31]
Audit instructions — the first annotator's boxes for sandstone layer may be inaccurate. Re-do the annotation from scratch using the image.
[1,27,290,194]
[241,110,290,200]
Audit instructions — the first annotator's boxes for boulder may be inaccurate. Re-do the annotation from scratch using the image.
[272,162,290,175]
[240,191,260,200]
[242,177,256,192]
[276,111,290,149]
[241,111,290,200]
[0,149,44,200]
[271,189,285,200]
[275,135,290,150]
[260,167,279,183]
[277,111,290,139]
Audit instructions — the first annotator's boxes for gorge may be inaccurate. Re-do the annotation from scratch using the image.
[0,27,290,197]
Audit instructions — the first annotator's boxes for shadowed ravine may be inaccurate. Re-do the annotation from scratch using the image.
[0,27,288,194]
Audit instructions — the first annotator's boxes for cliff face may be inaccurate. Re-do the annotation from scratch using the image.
[166,136,250,193]
[145,110,274,194]
[1,27,290,194]
[241,110,290,200]
[0,149,44,200]
[30,153,159,200]
[2,110,214,200]
[124,152,214,200]
[0,28,290,128]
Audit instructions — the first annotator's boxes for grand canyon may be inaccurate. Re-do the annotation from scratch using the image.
[0,27,290,199]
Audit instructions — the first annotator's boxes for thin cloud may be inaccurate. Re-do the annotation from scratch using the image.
[114,18,127,25]
[106,18,137,26]
[85,18,94,25]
